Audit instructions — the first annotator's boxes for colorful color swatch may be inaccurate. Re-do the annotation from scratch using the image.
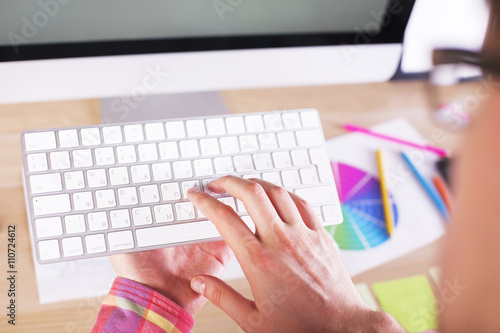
[327,162,398,250]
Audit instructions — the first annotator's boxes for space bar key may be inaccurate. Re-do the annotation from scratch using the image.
[136,221,221,248]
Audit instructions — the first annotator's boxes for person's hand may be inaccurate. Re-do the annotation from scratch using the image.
[110,241,232,316]
[187,176,404,333]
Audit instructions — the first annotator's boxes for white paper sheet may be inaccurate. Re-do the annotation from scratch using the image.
[325,118,446,277]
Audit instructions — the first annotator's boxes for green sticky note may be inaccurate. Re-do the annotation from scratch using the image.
[372,275,438,332]
[355,283,379,310]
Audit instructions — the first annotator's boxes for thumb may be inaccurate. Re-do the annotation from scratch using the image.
[191,275,256,327]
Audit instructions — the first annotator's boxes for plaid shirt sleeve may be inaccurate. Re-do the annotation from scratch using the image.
[91,277,194,333]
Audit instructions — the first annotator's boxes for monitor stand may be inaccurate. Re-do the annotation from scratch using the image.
[100,91,230,123]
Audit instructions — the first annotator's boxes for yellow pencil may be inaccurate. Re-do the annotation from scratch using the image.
[376,150,394,236]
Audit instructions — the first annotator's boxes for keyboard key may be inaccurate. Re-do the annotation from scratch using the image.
[152,162,172,181]
[118,187,138,206]
[50,151,71,170]
[300,110,320,127]
[277,132,296,148]
[139,184,160,203]
[88,212,109,231]
[109,167,129,185]
[73,191,94,211]
[226,116,245,134]
[64,214,86,234]
[33,194,71,216]
[27,153,48,172]
[181,180,200,199]
[245,115,264,132]
[145,123,165,141]
[132,207,153,226]
[214,157,234,174]
[110,209,131,229]
[193,159,214,177]
[322,204,342,223]
[24,131,56,151]
[85,234,107,254]
[172,161,193,179]
[62,237,83,257]
[236,199,247,213]
[282,112,301,129]
[73,149,93,168]
[153,204,175,223]
[116,145,137,164]
[272,151,292,169]
[136,220,220,248]
[291,149,310,166]
[35,217,63,238]
[179,140,200,158]
[258,133,278,150]
[234,155,254,173]
[186,119,206,137]
[282,170,301,187]
[30,173,62,194]
[95,147,115,166]
[96,189,116,208]
[175,202,196,221]
[200,138,220,156]
[158,142,179,160]
[262,171,282,186]
[264,113,283,131]
[253,153,273,171]
[81,128,101,146]
[124,124,144,142]
[239,135,259,152]
[64,171,85,190]
[160,182,181,201]
[294,186,338,205]
[300,168,319,185]
[165,121,185,139]
[296,130,324,147]
[87,169,107,188]
[108,230,134,251]
[102,126,123,144]
[219,136,239,154]
[58,129,79,148]
[206,118,225,135]
[138,143,158,162]
[38,240,60,260]
[131,165,151,184]
[317,162,334,183]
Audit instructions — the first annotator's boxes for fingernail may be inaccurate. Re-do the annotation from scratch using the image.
[187,187,201,194]
[190,277,206,295]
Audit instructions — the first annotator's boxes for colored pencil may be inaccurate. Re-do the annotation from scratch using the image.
[376,150,394,236]
[344,124,448,157]
[433,176,452,213]
[401,152,450,220]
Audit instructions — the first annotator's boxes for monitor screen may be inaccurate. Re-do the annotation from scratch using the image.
[0,0,411,62]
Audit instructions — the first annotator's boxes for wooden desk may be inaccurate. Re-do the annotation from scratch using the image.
[0,81,462,332]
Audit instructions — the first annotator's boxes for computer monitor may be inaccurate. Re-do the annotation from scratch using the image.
[0,0,415,108]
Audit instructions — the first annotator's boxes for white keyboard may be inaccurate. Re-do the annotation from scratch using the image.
[21,109,343,264]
